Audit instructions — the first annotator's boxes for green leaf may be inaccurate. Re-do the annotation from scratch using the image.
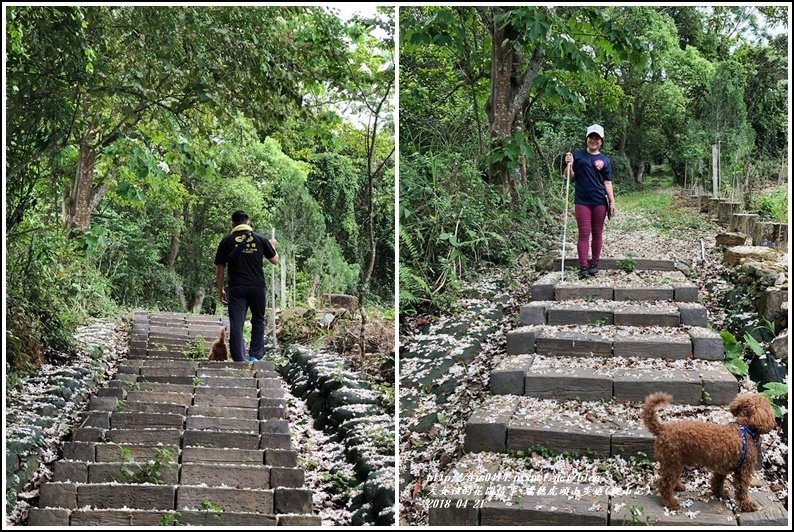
[724,358,748,377]
[761,381,788,398]
[743,333,764,358]
[720,330,742,357]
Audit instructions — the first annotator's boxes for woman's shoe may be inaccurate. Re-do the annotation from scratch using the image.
[588,261,599,276]
[578,267,590,280]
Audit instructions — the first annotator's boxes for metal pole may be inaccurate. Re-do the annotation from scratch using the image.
[561,155,572,282]
[291,252,296,308]
[271,227,278,349]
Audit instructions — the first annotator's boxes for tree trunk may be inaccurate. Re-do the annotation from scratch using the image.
[310,275,319,300]
[632,162,645,184]
[190,288,205,314]
[358,162,377,358]
[64,142,97,230]
[175,280,187,310]
[487,8,517,189]
[486,9,544,206]
[280,254,287,309]
[164,227,181,270]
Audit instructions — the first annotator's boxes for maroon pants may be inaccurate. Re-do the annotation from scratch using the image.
[575,204,607,269]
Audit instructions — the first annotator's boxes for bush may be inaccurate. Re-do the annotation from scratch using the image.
[755,186,787,223]
[399,152,562,314]
[6,221,119,380]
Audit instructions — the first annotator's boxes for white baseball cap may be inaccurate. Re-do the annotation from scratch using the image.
[586,124,604,138]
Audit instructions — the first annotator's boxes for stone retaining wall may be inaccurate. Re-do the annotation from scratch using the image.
[280,346,394,526]
[5,320,124,523]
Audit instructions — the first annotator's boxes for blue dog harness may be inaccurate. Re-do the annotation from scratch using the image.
[734,423,759,469]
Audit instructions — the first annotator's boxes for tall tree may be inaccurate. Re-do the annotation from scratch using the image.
[7,6,350,233]
[475,7,642,203]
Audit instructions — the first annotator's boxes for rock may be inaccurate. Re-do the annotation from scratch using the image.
[717,201,740,224]
[723,246,777,267]
[535,252,555,271]
[675,261,693,277]
[770,331,788,364]
[351,505,375,526]
[752,222,788,249]
[730,213,759,235]
[757,287,788,325]
[715,232,747,247]
[327,388,378,409]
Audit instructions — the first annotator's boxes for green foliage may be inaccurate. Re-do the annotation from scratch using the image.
[743,332,765,358]
[616,189,712,234]
[320,470,359,498]
[115,447,175,484]
[617,254,637,273]
[5,6,395,375]
[754,186,788,223]
[6,221,119,378]
[305,235,360,297]
[159,511,182,526]
[199,500,224,513]
[622,505,652,526]
[759,382,787,418]
[183,336,207,360]
[307,153,360,262]
[720,330,748,376]
[372,381,395,413]
[399,151,560,313]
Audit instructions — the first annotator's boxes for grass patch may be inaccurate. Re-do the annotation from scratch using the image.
[618,188,714,235]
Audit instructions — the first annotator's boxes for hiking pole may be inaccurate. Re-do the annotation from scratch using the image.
[560,154,573,282]
[271,227,278,350]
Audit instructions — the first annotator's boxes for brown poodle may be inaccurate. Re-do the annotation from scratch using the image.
[208,327,228,361]
[641,392,776,512]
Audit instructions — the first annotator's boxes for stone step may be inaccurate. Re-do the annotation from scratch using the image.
[530,271,697,303]
[27,508,317,526]
[506,325,723,360]
[464,395,735,458]
[39,482,176,510]
[550,257,677,272]
[113,401,188,415]
[110,412,186,430]
[28,311,316,526]
[179,463,272,489]
[38,483,310,514]
[95,443,180,463]
[185,415,259,432]
[425,453,785,526]
[490,355,738,404]
[520,301,708,327]
[187,406,260,419]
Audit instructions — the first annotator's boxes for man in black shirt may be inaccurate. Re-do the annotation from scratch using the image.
[214,211,278,362]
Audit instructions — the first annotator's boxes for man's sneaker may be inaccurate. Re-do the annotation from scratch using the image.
[588,261,599,276]
[578,267,590,280]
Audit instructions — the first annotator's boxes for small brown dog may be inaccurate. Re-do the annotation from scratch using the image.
[642,392,776,512]
[208,327,228,361]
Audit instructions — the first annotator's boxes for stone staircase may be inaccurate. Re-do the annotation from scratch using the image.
[27,311,319,526]
[428,260,787,526]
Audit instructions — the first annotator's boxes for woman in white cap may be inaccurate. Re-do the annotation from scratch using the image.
[564,124,616,279]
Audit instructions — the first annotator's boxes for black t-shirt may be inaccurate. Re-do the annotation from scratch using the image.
[214,229,277,288]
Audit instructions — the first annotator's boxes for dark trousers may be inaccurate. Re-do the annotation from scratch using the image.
[227,285,266,362]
